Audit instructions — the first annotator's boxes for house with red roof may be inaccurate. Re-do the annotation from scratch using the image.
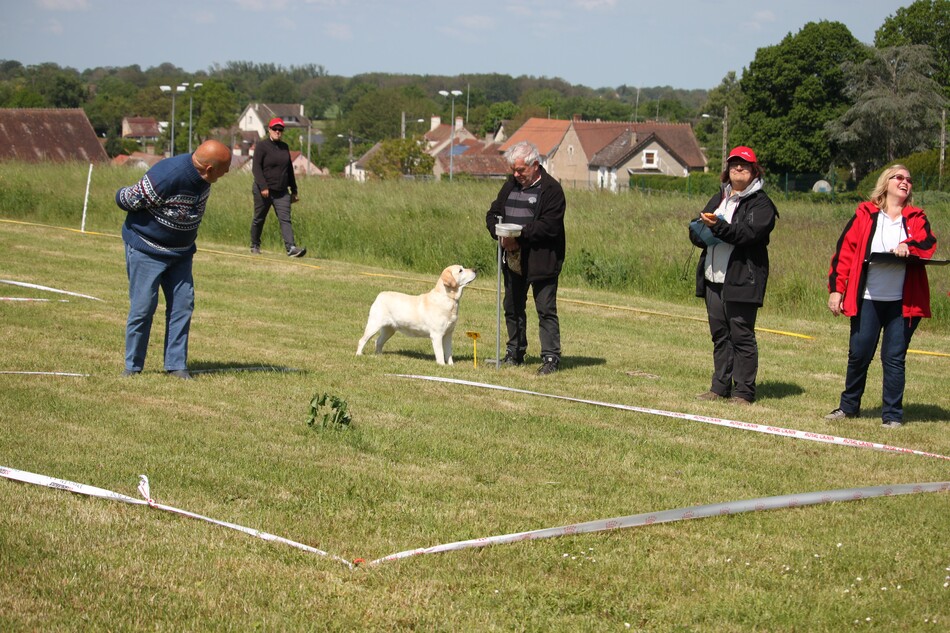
[0,109,108,163]
[499,117,707,190]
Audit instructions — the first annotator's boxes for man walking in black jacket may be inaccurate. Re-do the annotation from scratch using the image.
[486,141,567,375]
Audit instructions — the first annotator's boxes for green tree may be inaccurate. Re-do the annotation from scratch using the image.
[739,21,868,173]
[259,74,299,103]
[827,45,947,176]
[84,75,139,134]
[193,80,239,138]
[697,72,744,173]
[875,0,950,98]
[480,100,519,136]
[365,137,435,179]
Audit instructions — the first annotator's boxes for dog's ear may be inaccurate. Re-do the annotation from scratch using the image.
[440,267,458,290]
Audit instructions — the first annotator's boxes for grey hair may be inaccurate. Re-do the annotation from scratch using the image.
[504,141,540,167]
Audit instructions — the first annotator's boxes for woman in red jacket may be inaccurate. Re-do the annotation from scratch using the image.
[825,165,937,428]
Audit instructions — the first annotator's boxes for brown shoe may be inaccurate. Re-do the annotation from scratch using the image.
[696,391,724,401]
[730,396,752,406]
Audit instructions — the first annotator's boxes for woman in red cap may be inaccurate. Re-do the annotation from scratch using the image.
[250,117,307,257]
[824,165,937,428]
[689,146,779,405]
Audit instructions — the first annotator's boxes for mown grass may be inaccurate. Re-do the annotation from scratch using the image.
[0,163,948,631]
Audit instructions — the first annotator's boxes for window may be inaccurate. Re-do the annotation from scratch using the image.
[643,150,658,168]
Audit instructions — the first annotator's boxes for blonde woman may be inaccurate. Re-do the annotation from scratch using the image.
[825,165,937,428]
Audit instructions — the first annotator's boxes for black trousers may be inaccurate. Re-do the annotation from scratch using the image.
[704,282,759,401]
[250,187,296,251]
[503,268,561,361]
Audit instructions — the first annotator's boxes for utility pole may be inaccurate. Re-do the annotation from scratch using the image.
[940,109,946,190]
[721,105,729,167]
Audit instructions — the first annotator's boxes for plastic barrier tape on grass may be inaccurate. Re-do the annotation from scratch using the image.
[0,279,102,301]
[1,465,946,568]
[392,375,950,461]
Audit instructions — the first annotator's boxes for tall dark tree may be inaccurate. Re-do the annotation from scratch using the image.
[875,0,950,98]
[739,21,868,174]
[827,45,947,176]
[697,72,744,173]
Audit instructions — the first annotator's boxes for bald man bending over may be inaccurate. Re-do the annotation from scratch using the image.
[116,140,232,379]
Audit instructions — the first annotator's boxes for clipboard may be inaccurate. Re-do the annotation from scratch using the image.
[866,252,949,266]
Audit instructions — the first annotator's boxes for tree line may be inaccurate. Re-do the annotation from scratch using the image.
[1,0,947,182]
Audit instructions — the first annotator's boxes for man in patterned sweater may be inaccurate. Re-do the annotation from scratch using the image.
[115,140,232,379]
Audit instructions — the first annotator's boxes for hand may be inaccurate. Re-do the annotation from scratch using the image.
[891,243,909,257]
[700,212,718,227]
[828,292,844,317]
[500,236,519,252]
[261,188,270,198]
[291,194,299,204]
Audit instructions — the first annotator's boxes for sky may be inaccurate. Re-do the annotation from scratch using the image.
[1,0,915,90]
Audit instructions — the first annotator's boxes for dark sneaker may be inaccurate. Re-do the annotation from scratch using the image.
[166,369,192,380]
[730,396,753,406]
[250,246,261,254]
[287,246,307,258]
[824,408,858,421]
[537,356,559,375]
[501,351,523,367]
[696,391,725,401]
[881,420,904,428]
[121,369,140,377]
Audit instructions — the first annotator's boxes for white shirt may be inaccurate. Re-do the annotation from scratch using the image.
[704,178,763,283]
[864,210,907,301]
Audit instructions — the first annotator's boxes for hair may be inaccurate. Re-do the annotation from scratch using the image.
[504,141,540,167]
[869,164,913,208]
[720,157,764,184]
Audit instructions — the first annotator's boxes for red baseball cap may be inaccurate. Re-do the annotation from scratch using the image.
[727,146,757,163]
[268,117,285,129]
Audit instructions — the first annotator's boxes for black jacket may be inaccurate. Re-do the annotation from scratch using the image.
[690,187,778,306]
[486,166,566,282]
[252,137,297,194]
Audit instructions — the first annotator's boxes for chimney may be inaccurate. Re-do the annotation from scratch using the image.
[455,116,463,131]
[430,115,441,131]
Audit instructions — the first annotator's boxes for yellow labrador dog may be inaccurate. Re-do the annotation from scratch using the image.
[357,265,477,365]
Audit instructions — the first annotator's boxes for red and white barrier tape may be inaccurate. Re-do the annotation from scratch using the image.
[2,465,946,569]
[0,371,89,377]
[0,466,353,569]
[370,481,950,565]
[1,297,69,302]
[0,279,102,301]
[392,375,950,461]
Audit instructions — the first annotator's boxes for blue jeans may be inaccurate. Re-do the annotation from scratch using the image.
[839,299,919,422]
[125,244,194,372]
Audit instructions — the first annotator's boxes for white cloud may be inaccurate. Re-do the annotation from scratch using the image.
[455,14,494,30]
[573,0,616,9]
[194,10,216,24]
[740,11,778,33]
[324,22,352,41]
[235,0,288,10]
[43,17,64,34]
[35,0,89,10]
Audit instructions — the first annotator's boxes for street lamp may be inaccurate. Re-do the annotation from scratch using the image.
[401,112,425,139]
[701,105,729,168]
[337,131,355,177]
[160,84,186,156]
[439,89,463,181]
[182,82,202,154]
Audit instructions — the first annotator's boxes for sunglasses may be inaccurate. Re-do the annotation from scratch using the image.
[889,174,913,185]
[271,127,284,132]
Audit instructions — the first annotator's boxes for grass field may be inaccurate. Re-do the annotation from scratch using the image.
[1,164,948,631]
